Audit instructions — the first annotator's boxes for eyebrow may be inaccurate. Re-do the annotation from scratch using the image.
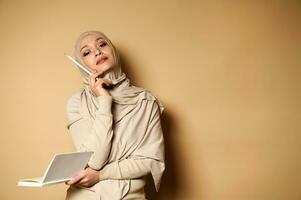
[80,37,104,52]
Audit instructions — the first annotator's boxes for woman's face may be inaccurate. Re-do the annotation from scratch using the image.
[79,34,115,75]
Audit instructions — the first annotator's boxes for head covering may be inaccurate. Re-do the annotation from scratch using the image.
[74,31,126,84]
[71,31,165,194]
[73,31,151,121]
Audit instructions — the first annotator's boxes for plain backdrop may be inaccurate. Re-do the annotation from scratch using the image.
[0,0,300,199]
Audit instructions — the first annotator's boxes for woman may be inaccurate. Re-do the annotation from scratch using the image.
[65,31,165,200]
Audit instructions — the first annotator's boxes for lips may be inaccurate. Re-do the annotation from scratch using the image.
[96,57,108,65]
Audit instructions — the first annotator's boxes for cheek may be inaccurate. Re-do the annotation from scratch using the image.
[82,57,95,69]
[107,50,115,65]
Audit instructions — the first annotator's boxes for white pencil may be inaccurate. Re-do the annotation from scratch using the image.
[64,53,92,76]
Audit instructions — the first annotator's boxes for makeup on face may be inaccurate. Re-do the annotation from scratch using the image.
[80,37,108,58]
[78,35,115,75]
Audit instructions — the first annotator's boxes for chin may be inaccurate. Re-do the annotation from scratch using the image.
[94,67,109,77]
[102,64,114,72]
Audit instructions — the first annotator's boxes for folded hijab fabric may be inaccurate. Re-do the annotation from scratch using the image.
[65,31,165,199]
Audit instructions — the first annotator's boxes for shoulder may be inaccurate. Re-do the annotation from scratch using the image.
[139,89,164,114]
[66,91,83,113]
[132,86,158,101]
[66,91,85,126]
[145,90,157,101]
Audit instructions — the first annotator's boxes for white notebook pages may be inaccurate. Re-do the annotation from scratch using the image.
[18,151,93,187]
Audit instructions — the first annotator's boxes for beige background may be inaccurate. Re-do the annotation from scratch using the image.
[0,0,300,199]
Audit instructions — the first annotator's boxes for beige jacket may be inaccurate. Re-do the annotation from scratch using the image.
[66,89,164,199]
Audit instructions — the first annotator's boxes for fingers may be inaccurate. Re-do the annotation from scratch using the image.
[96,79,112,89]
[89,70,102,87]
[89,71,111,87]
[103,79,113,87]
[88,71,112,97]
[66,168,99,188]
[66,170,85,185]
[77,177,89,187]
[77,167,99,187]
[90,79,105,91]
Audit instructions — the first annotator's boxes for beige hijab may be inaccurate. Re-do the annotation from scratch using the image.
[72,31,165,194]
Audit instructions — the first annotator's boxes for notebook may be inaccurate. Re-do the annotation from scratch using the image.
[17,151,93,187]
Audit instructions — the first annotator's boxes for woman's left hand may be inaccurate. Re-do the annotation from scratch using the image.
[66,167,100,187]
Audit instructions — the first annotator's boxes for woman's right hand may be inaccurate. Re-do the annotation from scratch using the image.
[89,71,112,97]
[65,167,100,187]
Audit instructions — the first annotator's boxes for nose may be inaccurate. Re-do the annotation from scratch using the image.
[95,48,102,56]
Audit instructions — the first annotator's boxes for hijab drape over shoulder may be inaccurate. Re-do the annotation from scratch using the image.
[67,31,165,197]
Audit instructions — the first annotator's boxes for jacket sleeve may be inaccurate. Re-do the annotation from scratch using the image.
[99,100,165,191]
[131,100,165,191]
[99,158,152,180]
[66,93,114,170]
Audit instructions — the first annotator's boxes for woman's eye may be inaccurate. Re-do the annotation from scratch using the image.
[98,42,107,48]
[83,51,90,57]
